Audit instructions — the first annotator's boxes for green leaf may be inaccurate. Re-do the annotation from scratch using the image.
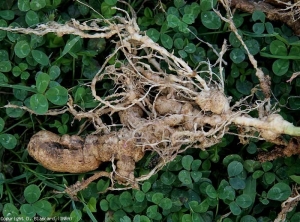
[70,209,82,222]
[0,10,14,20]
[152,192,164,204]
[100,199,109,211]
[178,20,188,33]
[144,7,153,18]
[105,0,117,6]
[36,73,50,93]
[174,38,184,49]
[261,162,273,172]
[24,184,41,203]
[191,171,202,182]
[45,85,68,105]
[270,40,287,56]
[289,45,300,56]
[244,39,260,55]
[272,59,289,76]
[291,212,300,222]
[263,172,275,185]
[12,67,21,77]
[252,170,264,179]
[200,0,217,11]
[233,13,244,28]
[60,36,81,58]
[30,0,46,11]
[13,87,28,101]
[20,204,35,218]
[160,33,173,49]
[18,0,30,11]
[201,11,221,29]
[267,182,291,201]
[185,3,201,17]
[229,177,246,190]
[205,184,217,198]
[179,49,187,58]
[243,160,260,173]
[78,4,89,16]
[252,10,265,22]
[240,215,256,222]
[135,190,145,202]
[0,134,17,149]
[174,0,186,8]
[3,203,19,217]
[252,23,264,35]
[7,22,20,42]
[191,159,202,171]
[0,19,7,40]
[25,10,39,26]
[0,61,11,72]
[265,22,274,34]
[159,197,172,210]
[100,2,116,17]
[30,93,49,114]
[146,28,160,42]
[182,214,192,222]
[229,201,241,215]
[182,14,195,24]
[236,79,253,95]
[184,43,196,53]
[0,118,4,133]
[182,155,193,170]
[178,170,192,185]
[0,50,8,61]
[21,71,30,80]
[246,142,257,154]
[229,31,242,48]
[228,161,243,177]
[32,50,49,66]
[230,48,245,63]
[236,194,252,208]
[109,196,121,211]
[142,182,151,193]
[146,205,162,220]
[290,175,300,184]
[133,215,150,222]
[49,65,60,80]
[119,191,133,207]
[86,197,97,213]
[33,200,52,217]
[161,171,176,185]
[167,14,180,28]
[6,101,25,118]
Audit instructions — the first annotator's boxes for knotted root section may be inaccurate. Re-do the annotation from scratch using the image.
[3,1,300,199]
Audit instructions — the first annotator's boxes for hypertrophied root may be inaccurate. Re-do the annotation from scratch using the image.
[28,131,102,173]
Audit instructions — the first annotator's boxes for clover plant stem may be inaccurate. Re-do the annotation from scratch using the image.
[2,117,30,133]
[72,57,75,86]
[0,83,37,93]
[5,184,21,204]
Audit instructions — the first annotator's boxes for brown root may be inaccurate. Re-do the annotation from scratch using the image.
[229,0,300,35]
[258,138,300,162]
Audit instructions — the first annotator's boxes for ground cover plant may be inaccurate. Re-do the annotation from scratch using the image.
[1,0,300,221]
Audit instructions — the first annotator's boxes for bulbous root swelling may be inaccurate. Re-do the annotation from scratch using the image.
[3,1,300,198]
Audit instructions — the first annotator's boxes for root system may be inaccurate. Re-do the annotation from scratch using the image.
[2,1,300,198]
